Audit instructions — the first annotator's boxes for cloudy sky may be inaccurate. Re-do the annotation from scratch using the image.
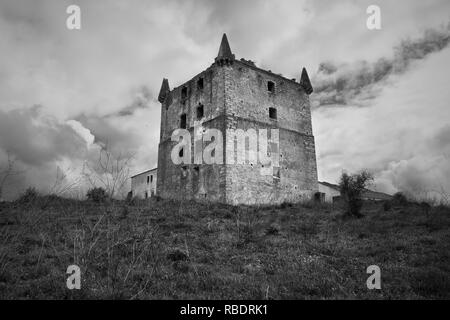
[0,0,449,200]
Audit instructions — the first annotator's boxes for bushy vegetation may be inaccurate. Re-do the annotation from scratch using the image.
[16,187,39,204]
[392,192,408,205]
[0,195,449,299]
[86,187,108,203]
[339,170,374,218]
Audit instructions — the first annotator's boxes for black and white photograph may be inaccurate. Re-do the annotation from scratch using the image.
[0,0,449,306]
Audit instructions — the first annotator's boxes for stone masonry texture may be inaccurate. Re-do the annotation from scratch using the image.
[156,35,318,205]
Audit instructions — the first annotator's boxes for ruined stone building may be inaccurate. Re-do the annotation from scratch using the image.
[154,34,318,205]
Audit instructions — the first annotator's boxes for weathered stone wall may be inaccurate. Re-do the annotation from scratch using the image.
[157,59,318,205]
[224,61,318,205]
[157,64,228,202]
[157,117,227,202]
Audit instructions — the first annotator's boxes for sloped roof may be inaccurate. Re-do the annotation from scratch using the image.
[362,189,392,200]
[318,181,340,191]
[130,167,157,179]
[318,181,392,200]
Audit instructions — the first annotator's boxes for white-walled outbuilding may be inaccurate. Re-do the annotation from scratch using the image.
[318,181,341,203]
[317,181,392,203]
[130,168,157,199]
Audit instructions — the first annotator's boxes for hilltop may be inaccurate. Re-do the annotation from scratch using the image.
[0,197,449,299]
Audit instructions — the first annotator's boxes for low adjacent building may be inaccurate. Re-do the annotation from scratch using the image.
[130,168,157,199]
[318,181,392,203]
[318,181,341,203]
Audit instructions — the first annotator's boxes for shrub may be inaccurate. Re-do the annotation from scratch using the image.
[265,223,280,235]
[339,170,374,218]
[167,249,189,262]
[17,187,39,204]
[279,201,293,209]
[392,192,408,206]
[125,192,137,206]
[86,187,108,203]
[420,201,431,216]
[383,201,392,212]
[126,191,133,202]
[119,205,129,220]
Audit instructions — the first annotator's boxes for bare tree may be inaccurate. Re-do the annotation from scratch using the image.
[82,147,134,199]
[49,166,82,197]
[0,151,24,201]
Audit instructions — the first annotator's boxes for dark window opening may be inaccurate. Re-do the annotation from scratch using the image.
[197,78,204,90]
[180,113,187,129]
[196,104,204,120]
[267,81,275,93]
[181,87,187,100]
[150,175,153,182]
[145,191,148,199]
[194,166,199,173]
[179,148,184,157]
[315,192,325,203]
[147,176,150,184]
[269,107,277,120]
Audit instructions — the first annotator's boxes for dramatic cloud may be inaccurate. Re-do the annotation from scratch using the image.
[1,0,449,201]
[313,45,450,201]
[312,23,450,107]
[0,106,88,167]
[0,107,94,198]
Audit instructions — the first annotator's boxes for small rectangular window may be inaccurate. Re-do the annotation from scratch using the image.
[269,107,277,120]
[150,175,153,182]
[147,176,150,184]
[180,113,187,129]
[145,191,148,199]
[267,81,275,93]
[181,87,187,100]
[196,104,204,120]
[197,78,204,90]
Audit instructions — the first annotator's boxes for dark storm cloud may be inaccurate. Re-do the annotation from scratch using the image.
[74,85,155,156]
[1,0,449,201]
[113,86,153,117]
[0,106,88,167]
[313,23,450,107]
[75,114,141,156]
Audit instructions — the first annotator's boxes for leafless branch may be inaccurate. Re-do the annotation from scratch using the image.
[0,151,25,200]
[82,145,134,199]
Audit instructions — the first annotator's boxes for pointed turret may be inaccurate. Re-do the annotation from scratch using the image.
[215,33,235,65]
[158,78,170,103]
[299,67,313,95]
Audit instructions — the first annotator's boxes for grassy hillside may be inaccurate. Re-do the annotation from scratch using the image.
[0,197,449,299]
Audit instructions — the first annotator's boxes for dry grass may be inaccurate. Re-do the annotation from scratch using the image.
[0,197,449,299]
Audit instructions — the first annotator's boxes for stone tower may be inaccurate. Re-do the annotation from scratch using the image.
[156,34,318,205]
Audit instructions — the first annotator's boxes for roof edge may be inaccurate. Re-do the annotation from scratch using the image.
[131,167,157,178]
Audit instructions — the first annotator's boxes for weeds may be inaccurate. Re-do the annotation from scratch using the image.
[0,196,449,299]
